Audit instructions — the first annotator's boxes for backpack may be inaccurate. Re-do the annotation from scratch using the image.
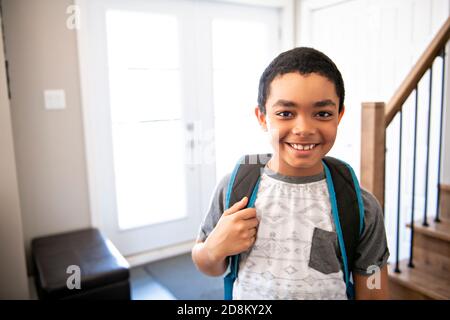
[223,154,365,300]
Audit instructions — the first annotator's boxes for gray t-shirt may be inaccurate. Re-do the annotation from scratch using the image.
[197,166,390,299]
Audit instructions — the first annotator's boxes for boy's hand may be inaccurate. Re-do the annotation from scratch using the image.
[204,197,259,263]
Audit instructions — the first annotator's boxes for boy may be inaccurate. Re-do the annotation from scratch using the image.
[192,47,390,300]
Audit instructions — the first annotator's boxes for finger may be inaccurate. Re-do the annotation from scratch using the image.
[223,197,248,216]
[242,217,259,229]
[236,208,257,220]
[247,228,257,237]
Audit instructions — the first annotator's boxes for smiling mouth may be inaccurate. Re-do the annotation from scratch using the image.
[286,143,319,151]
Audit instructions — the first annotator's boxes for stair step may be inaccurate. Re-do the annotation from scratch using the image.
[388,260,450,299]
[406,219,450,277]
[406,220,450,242]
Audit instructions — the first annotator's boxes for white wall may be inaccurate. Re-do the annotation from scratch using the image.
[442,41,450,188]
[0,14,29,299]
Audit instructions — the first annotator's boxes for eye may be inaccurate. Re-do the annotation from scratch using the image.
[316,111,333,118]
[276,111,293,118]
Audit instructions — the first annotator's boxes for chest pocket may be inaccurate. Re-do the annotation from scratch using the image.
[308,227,341,274]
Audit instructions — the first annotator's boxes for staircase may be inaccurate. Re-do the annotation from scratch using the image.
[389,185,450,299]
[361,17,450,299]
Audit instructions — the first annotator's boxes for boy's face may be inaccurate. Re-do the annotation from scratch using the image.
[255,72,344,177]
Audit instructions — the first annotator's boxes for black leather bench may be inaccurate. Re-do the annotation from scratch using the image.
[31,228,131,300]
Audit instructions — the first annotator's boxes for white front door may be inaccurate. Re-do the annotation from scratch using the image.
[78,0,281,256]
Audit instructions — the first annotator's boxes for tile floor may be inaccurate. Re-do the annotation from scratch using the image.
[129,266,176,300]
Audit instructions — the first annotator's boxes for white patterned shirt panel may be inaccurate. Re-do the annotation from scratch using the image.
[232,171,348,300]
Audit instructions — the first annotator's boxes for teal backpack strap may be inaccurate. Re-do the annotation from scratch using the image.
[322,157,365,299]
[223,154,270,300]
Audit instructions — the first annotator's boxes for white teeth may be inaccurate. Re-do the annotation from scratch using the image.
[290,143,301,150]
[289,143,316,151]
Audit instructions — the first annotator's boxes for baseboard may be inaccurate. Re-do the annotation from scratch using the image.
[125,240,195,268]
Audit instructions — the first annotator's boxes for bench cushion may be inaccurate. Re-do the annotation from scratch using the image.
[32,228,130,300]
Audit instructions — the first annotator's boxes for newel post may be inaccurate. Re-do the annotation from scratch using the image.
[361,102,386,209]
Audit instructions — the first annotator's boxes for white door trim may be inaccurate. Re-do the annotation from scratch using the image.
[125,240,194,267]
[76,0,102,228]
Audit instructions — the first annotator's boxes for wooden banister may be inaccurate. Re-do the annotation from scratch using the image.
[385,17,450,126]
[361,102,386,208]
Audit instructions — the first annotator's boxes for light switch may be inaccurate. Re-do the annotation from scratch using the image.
[44,90,66,110]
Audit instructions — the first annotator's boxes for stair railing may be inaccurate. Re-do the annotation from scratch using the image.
[361,17,450,273]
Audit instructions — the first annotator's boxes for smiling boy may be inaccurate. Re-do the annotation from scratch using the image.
[192,47,390,300]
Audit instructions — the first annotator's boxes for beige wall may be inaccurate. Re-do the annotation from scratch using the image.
[2,0,91,273]
[0,13,29,298]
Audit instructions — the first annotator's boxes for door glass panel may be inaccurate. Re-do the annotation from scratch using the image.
[106,10,187,230]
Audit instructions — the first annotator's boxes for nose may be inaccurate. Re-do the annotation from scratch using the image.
[291,117,315,136]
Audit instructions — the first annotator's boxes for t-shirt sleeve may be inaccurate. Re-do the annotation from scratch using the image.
[352,188,390,275]
[196,173,231,242]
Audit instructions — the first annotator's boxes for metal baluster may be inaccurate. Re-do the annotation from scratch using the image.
[436,47,446,223]
[409,87,419,269]
[423,67,433,227]
[395,110,403,273]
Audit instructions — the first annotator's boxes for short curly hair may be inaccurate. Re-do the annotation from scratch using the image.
[257,47,345,114]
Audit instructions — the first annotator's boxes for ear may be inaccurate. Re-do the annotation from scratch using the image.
[254,106,267,131]
[338,105,345,124]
